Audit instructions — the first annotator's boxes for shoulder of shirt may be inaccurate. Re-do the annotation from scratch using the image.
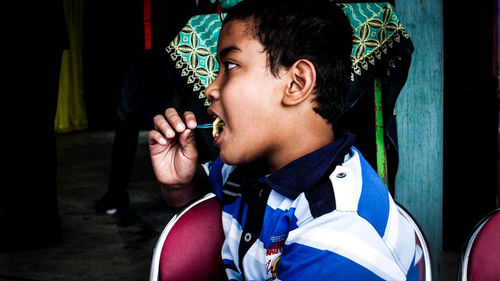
[291,147,391,224]
[285,149,418,277]
[260,148,365,226]
[295,148,367,214]
[329,147,364,212]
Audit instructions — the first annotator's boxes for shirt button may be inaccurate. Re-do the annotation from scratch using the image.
[244,233,252,242]
[336,172,347,178]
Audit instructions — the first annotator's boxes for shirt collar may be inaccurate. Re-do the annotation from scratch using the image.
[263,130,356,199]
[222,130,356,200]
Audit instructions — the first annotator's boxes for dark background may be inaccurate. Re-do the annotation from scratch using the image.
[3,0,496,254]
[82,0,500,252]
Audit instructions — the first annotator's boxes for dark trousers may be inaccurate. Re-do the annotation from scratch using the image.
[107,51,166,198]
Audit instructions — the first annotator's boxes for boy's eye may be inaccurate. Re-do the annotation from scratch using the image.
[225,62,237,70]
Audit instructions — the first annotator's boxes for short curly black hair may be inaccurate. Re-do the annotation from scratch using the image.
[223,0,353,125]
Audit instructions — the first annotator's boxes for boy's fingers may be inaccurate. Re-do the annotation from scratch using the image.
[178,129,197,158]
[153,114,175,138]
[148,130,167,146]
[183,111,197,129]
[165,108,186,132]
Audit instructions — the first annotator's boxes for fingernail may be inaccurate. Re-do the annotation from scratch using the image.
[176,124,185,131]
[159,137,167,145]
[166,129,175,138]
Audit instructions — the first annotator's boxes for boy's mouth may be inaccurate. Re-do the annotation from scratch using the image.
[212,116,225,138]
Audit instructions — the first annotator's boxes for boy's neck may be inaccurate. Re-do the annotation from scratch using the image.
[266,114,335,173]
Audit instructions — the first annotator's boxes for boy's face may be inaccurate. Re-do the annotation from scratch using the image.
[206,20,289,168]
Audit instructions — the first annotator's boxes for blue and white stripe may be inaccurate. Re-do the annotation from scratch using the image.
[208,142,421,281]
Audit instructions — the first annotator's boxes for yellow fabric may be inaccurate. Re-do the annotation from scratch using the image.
[55,0,88,133]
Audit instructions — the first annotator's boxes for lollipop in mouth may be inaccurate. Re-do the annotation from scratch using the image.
[212,117,225,138]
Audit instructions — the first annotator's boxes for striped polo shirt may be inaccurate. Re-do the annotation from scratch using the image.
[204,131,422,281]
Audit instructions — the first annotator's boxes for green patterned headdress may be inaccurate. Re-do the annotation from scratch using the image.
[166,14,222,106]
[165,2,413,111]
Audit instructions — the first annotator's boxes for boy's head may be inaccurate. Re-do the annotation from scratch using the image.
[223,0,353,124]
[205,0,353,170]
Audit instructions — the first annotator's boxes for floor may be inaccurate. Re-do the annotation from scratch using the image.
[0,130,176,281]
[0,130,461,281]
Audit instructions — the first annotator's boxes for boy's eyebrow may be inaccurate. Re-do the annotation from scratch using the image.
[218,46,242,61]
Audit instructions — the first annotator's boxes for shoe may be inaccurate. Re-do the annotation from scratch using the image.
[94,191,129,215]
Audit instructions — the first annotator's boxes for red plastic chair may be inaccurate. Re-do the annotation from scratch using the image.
[459,208,500,281]
[149,193,226,281]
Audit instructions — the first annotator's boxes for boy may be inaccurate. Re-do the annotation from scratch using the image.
[149,0,421,280]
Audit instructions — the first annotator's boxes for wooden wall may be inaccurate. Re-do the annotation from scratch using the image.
[395,0,499,280]
[394,0,444,279]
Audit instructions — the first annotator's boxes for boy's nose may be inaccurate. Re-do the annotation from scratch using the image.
[205,78,220,103]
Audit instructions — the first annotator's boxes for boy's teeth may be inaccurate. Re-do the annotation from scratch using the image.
[212,117,225,138]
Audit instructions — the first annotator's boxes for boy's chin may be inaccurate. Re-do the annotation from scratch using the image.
[219,150,254,166]
[219,153,239,166]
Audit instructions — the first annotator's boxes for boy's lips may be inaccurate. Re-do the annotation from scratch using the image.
[207,107,218,118]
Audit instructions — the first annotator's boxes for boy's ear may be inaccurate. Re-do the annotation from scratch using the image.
[283,59,316,106]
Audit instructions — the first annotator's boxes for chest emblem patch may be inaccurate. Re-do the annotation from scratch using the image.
[266,238,285,279]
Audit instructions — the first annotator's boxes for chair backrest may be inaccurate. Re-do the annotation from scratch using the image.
[459,208,500,281]
[149,193,226,281]
[396,204,432,281]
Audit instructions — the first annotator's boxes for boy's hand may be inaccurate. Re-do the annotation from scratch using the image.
[148,108,198,187]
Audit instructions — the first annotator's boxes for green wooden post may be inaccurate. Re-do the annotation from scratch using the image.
[374,78,388,187]
[394,0,443,280]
